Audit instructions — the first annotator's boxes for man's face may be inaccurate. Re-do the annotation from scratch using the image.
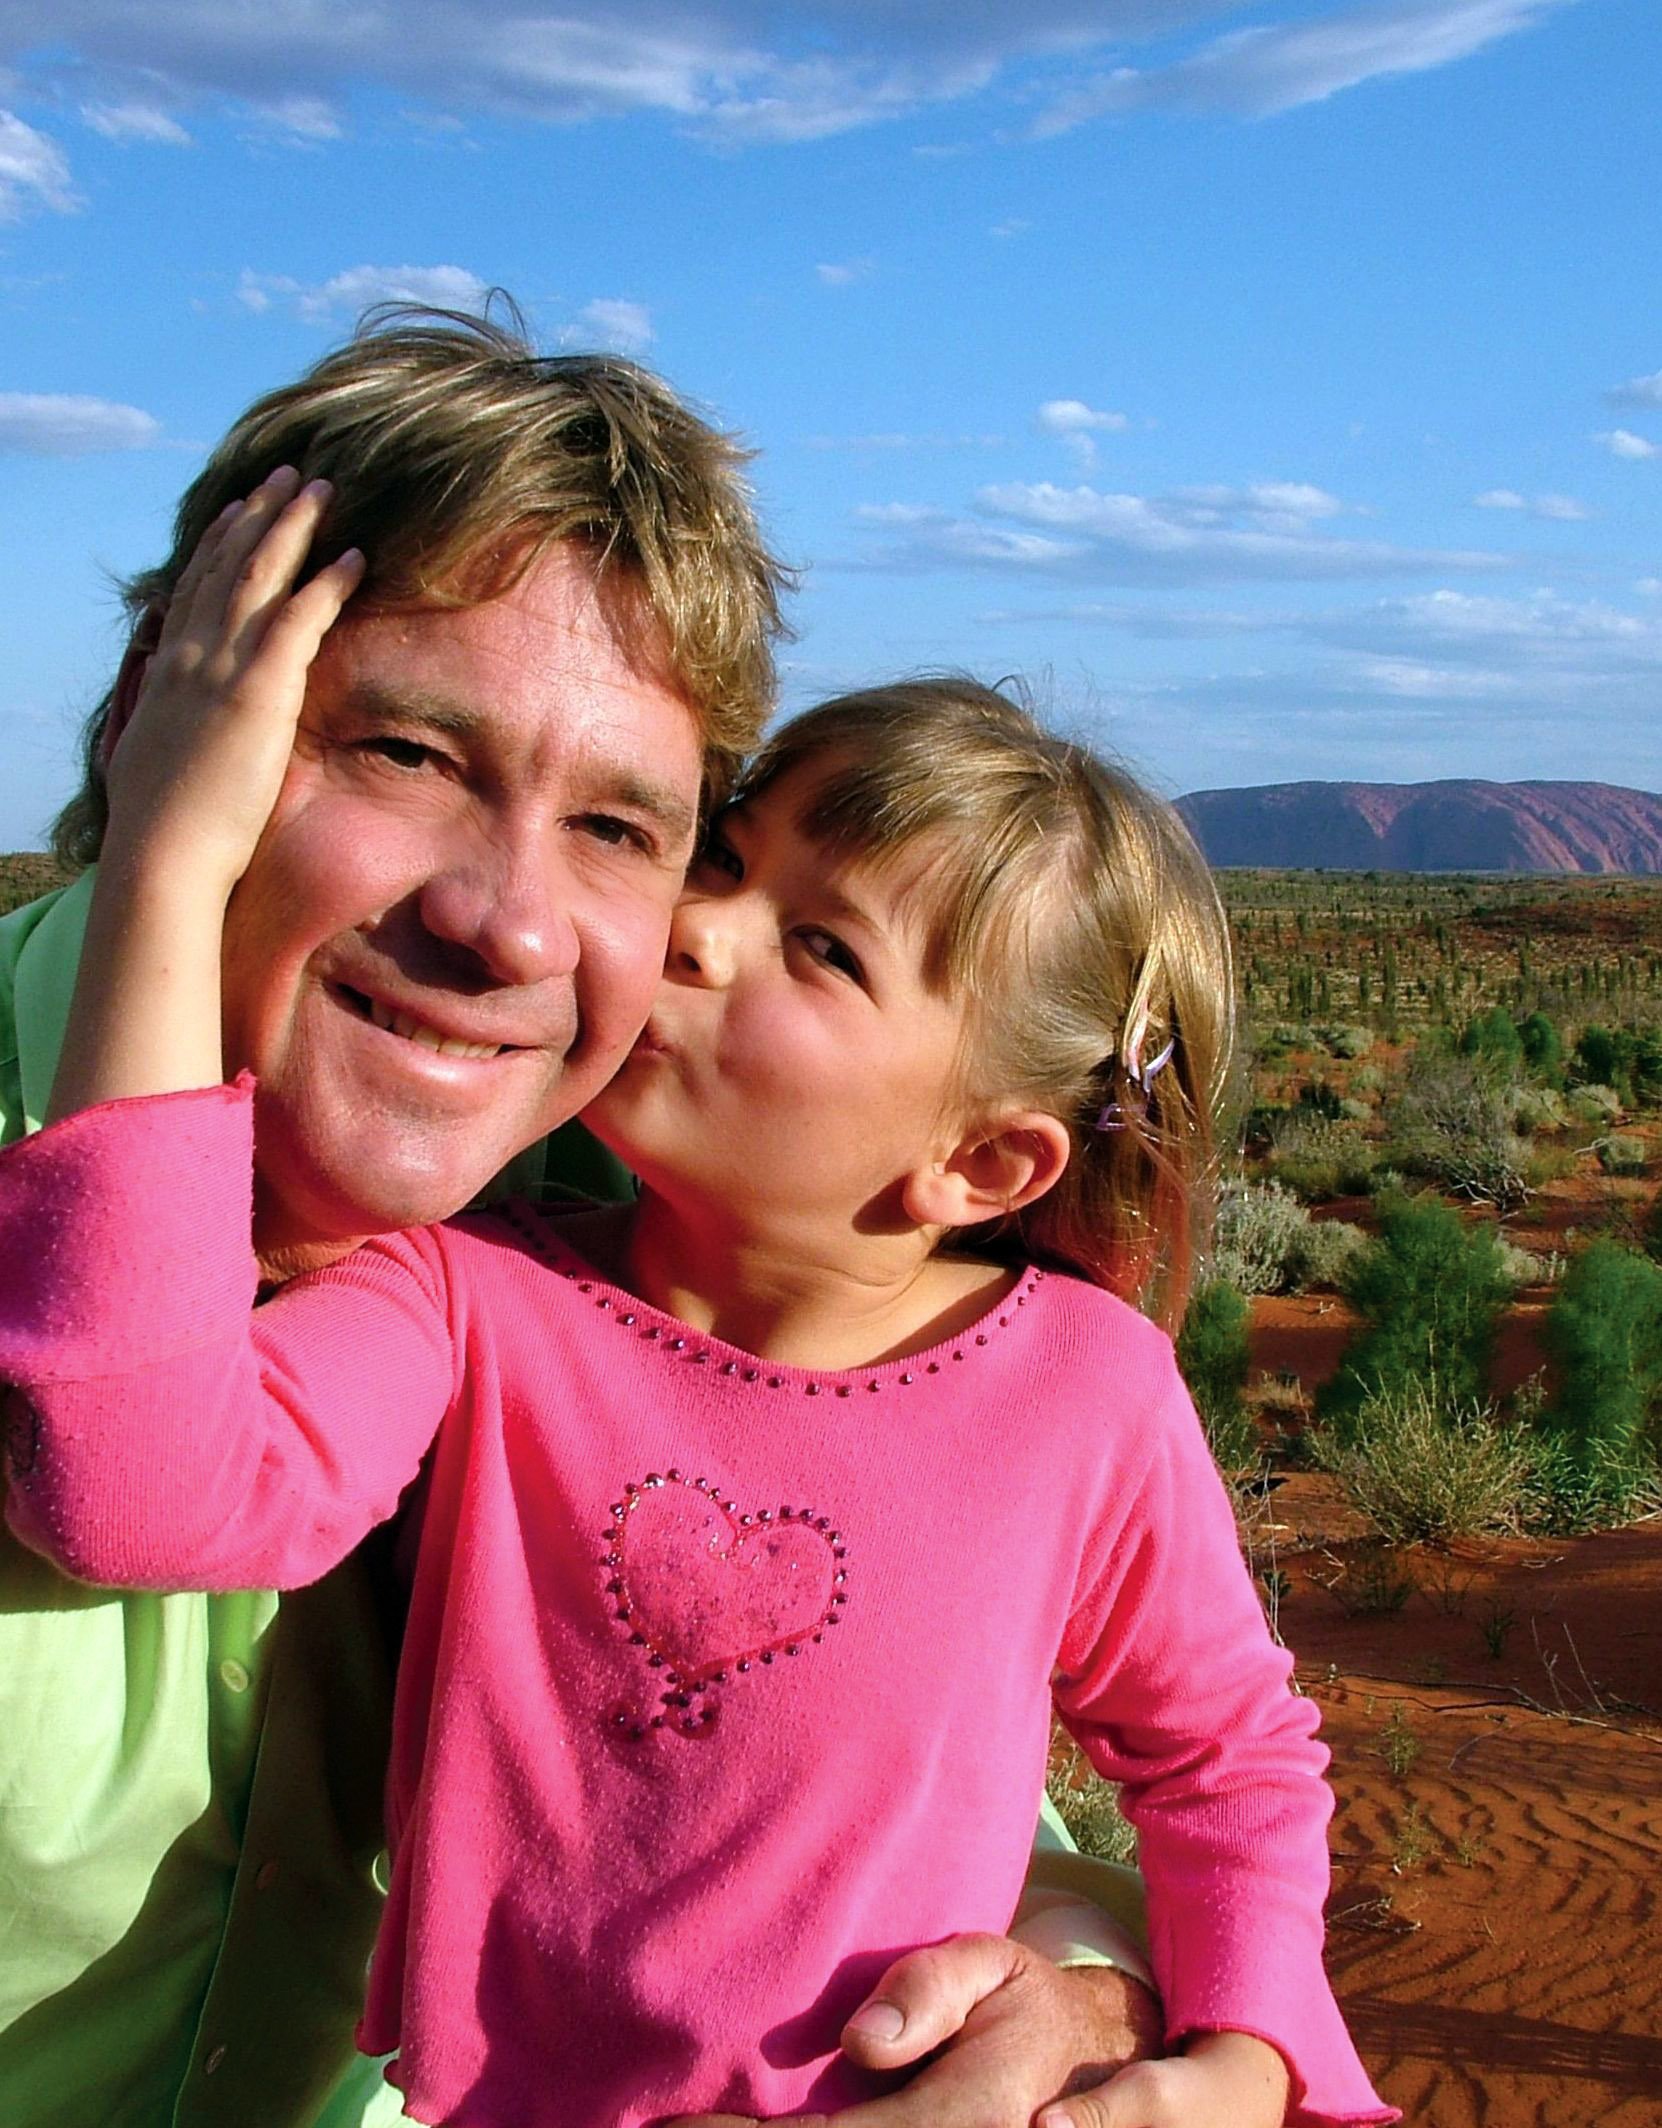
[218,542,704,1270]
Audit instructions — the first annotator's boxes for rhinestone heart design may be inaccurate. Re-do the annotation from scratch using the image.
[601,1471,848,1739]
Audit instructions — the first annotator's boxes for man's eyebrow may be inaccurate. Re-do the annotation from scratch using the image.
[333,683,698,843]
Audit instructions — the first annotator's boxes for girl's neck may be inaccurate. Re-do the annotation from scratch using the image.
[565,1191,1016,1371]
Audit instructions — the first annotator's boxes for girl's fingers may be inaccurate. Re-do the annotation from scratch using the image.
[254,547,366,685]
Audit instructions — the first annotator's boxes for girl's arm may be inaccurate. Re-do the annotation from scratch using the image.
[48,467,363,1121]
[1049,1348,1395,2128]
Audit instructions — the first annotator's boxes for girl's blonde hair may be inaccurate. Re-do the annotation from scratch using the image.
[742,678,1235,1331]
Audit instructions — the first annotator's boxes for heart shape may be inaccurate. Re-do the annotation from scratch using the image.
[607,1473,845,1690]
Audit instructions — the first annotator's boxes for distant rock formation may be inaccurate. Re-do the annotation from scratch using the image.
[1174,780,1662,874]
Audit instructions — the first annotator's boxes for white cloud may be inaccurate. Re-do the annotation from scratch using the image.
[1037,398,1130,468]
[989,217,1030,239]
[0,109,78,219]
[0,2,1575,151]
[566,297,653,353]
[81,101,190,144]
[1474,488,1590,520]
[1596,428,1660,461]
[1605,369,1662,410]
[854,477,1502,584]
[238,263,489,323]
[0,391,161,455]
[816,259,873,287]
[1035,0,1571,130]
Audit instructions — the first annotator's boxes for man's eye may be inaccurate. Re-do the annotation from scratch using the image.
[356,736,436,772]
[575,813,650,852]
[798,929,864,982]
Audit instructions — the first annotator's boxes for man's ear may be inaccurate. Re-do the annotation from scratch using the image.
[901,1111,1072,1232]
[99,603,166,770]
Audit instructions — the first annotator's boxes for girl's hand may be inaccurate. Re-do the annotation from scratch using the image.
[1038,2030,1292,2128]
[102,464,365,902]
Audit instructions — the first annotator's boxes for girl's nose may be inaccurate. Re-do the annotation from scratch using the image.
[668,898,739,987]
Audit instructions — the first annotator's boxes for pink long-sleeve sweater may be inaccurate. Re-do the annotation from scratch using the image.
[0,1083,1391,2128]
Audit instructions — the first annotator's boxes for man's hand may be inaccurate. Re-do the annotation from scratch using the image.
[667,1932,1163,2128]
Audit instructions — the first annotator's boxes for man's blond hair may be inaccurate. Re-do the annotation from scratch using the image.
[54,304,791,861]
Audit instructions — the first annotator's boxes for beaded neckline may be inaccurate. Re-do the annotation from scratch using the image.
[488,1200,1046,1397]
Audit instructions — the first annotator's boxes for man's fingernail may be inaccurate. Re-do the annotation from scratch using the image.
[846,2001,905,2043]
[1036,2109,1073,2128]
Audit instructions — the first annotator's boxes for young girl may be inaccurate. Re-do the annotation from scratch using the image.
[0,491,1390,2128]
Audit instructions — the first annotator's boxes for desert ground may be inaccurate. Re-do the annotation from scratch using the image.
[1259,1299,1661,2126]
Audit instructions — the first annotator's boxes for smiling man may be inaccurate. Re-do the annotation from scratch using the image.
[0,311,1156,2128]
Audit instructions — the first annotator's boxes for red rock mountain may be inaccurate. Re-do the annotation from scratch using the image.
[1174,780,1662,874]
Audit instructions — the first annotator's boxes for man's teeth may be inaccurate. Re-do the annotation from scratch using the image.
[366,997,502,1059]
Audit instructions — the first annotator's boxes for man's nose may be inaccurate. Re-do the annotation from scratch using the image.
[667,898,739,988]
[417,832,579,987]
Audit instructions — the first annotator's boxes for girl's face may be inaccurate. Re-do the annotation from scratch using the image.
[583,766,977,1233]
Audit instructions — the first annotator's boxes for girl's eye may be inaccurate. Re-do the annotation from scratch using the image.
[797,928,864,983]
[696,833,744,883]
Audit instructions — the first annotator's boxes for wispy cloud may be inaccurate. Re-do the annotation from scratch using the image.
[1036,397,1128,468]
[0,1,1577,151]
[0,391,161,454]
[851,476,1502,585]
[81,101,191,145]
[237,263,489,322]
[816,259,874,287]
[1473,487,1590,520]
[565,297,654,352]
[1595,428,1659,461]
[0,110,78,220]
[1604,368,1662,410]
[1034,0,1572,131]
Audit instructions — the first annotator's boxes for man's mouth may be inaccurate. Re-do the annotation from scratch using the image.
[333,984,513,1061]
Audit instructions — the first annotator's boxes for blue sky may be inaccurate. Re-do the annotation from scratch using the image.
[1,0,1657,849]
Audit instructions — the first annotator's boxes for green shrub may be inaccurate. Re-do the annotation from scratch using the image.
[1212,1179,1309,1296]
[1518,1011,1563,1085]
[1523,1431,1661,1535]
[1311,1381,1531,1544]
[1568,1084,1622,1125]
[1538,1241,1662,1469]
[1046,1747,1138,1865]
[1595,1134,1647,1177]
[1644,1191,1662,1267]
[1460,1007,1524,1075]
[1177,1280,1257,1472]
[1513,1087,1568,1135]
[1320,1195,1512,1429]
[1389,1050,1529,1210]
[1574,1025,1624,1094]
[1317,1024,1375,1061]
[1291,1218,1370,1293]
[1268,1114,1377,1202]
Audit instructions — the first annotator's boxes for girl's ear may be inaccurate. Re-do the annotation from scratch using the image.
[100,603,166,770]
[902,1110,1072,1231]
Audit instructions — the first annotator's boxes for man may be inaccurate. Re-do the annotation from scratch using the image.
[0,310,1156,2128]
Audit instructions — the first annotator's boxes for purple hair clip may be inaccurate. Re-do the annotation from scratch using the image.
[1092,1024,1175,1133]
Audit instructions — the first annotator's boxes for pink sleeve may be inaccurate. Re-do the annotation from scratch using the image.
[1053,1347,1395,2127]
[0,1079,458,1592]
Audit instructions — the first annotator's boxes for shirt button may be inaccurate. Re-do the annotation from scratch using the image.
[255,1860,280,1892]
[219,1658,250,1693]
[204,2047,227,2076]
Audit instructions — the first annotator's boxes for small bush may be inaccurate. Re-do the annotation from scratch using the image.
[1523,1432,1661,1534]
[1213,1179,1310,1295]
[1389,1050,1530,1210]
[1311,1381,1531,1543]
[1497,1240,1557,1289]
[1460,1007,1524,1074]
[1595,1134,1647,1177]
[1518,1011,1563,1084]
[1321,1195,1512,1429]
[1178,1280,1258,1473]
[1644,1192,1662,1266]
[1268,1114,1377,1202]
[1318,1024,1375,1061]
[1291,1218,1370,1293]
[1568,1084,1622,1125]
[1538,1241,1662,1469]
[1513,1087,1569,1135]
